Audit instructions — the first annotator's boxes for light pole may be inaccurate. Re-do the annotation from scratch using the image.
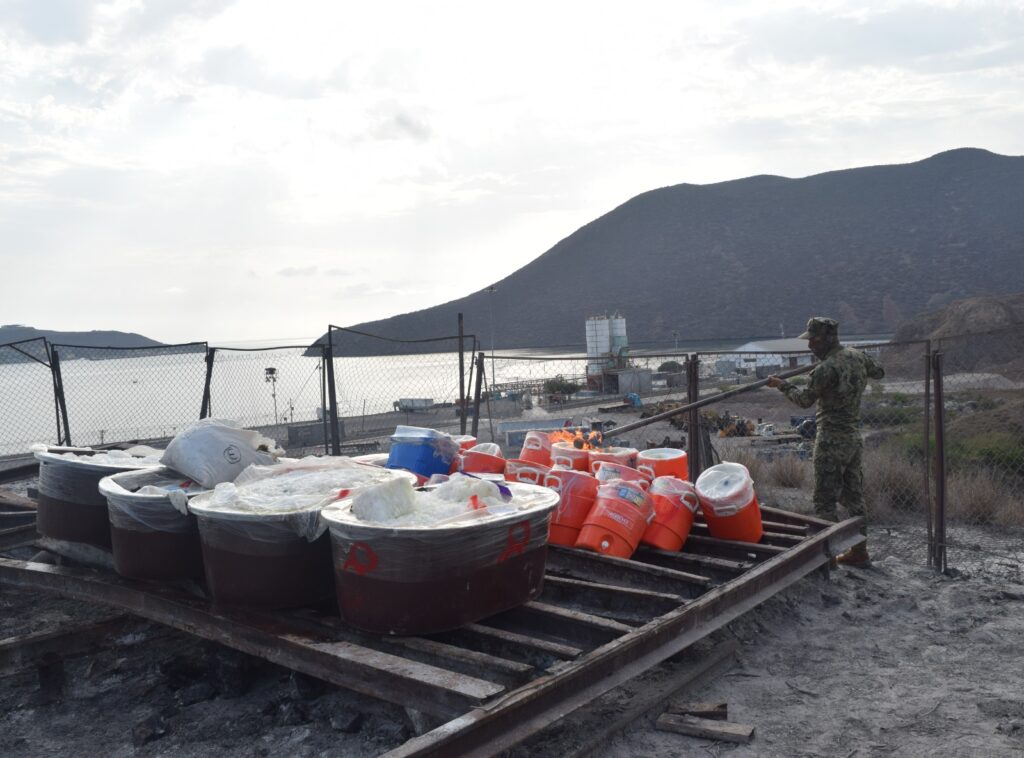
[486,285,496,392]
[673,329,679,351]
[265,367,279,424]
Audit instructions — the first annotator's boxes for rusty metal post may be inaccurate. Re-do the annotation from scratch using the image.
[923,341,933,567]
[686,354,701,480]
[325,330,342,456]
[50,346,71,446]
[931,351,947,573]
[458,313,467,435]
[199,347,216,419]
[471,352,485,439]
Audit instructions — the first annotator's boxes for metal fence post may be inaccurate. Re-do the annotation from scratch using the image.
[931,351,947,573]
[49,346,71,446]
[686,354,702,480]
[200,347,216,418]
[325,331,341,456]
[471,352,485,439]
[923,340,933,568]
[458,313,467,435]
[320,347,329,455]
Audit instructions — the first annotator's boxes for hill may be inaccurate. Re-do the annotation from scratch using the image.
[0,325,173,363]
[316,148,1024,355]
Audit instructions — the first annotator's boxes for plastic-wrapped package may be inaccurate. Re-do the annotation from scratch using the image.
[321,480,558,634]
[34,447,163,549]
[160,418,283,488]
[694,462,763,543]
[99,467,209,580]
[187,457,416,609]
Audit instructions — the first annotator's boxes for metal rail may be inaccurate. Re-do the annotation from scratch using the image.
[0,509,862,756]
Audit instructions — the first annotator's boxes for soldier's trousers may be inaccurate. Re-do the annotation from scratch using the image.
[813,434,867,535]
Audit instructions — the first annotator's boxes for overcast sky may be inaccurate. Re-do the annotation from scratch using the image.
[2,0,1022,344]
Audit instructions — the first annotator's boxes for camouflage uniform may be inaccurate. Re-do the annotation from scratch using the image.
[776,319,884,533]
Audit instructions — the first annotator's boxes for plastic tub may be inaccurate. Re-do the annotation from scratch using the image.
[504,459,551,485]
[588,446,639,474]
[321,479,559,635]
[99,467,208,580]
[551,441,590,472]
[386,426,459,478]
[543,467,599,546]
[641,477,699,551]
[637,448,689,481]
[575,479,654,559]
[34,448,162,549]
[188,458,416,609]
[592,461,651,486]
[518,431,553,467]
[695,463,764,543]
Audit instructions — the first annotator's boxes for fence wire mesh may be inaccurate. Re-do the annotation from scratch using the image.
[0,338,59,466]
[933,326,1024,575]
[207,345,330,456]
[51,342,208,448]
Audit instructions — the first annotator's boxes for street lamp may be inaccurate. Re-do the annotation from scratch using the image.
[264,367,279,424]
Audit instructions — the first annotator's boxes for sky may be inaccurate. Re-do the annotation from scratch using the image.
[2,0,1023,345]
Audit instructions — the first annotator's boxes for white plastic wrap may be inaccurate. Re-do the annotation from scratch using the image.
[187,456,416,542]
[34,448,163,506]
[160,418,283,488]
[695,462,755,516]
[467,442,502,456]
[650,476,699,513]
[100,467,208,533]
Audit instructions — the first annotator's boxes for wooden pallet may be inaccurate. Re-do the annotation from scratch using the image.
[0,507,863,756]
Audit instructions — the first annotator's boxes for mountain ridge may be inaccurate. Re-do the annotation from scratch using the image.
[319,147,1024,355]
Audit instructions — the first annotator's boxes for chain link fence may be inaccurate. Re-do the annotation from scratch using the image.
[51,342,209,448]
[206,345,331,456]
[932,325,1024,576]
[0,338,61,469]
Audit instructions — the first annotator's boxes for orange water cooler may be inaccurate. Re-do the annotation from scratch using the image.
[544,468,599,546]
[636,448,689,481]
[551,441,590,472]
[641,477,699,551]
[460,443,506,475]
[592,461,651,487]
[519,431,553,466]
[588,446,639,474]
[694,462,763,543]
[505,459,551,485]
[575,479,654,558]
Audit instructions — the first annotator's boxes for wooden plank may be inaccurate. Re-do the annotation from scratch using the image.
[390,638,534,689]
[486,602,633,649]
[546,546,711,597]
[0,492,37,510]
[759,504,833,529]
[0,524,38,552]
[540,575,684,625]
[0,557,502,719]
[759,520,810,536]
[688,522,804,547]
[665,701,728,720]
[681,534,786,560]
[35,537,115,571]
[655,713,754,743]
[432,624,582,667]
[0,615,137,676]
[634,546,750,581]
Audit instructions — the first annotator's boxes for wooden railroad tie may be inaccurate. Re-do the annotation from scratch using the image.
[656,701,754,744]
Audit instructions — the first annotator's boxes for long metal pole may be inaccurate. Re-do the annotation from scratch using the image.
[325,331,341,456]
[51,347,71,446]
[471,352,485,439]
[686,355,701,481]
[931,351,947,573]
[200,347,216,418]
[923,341,933,568]
[458,313,467,435]
[610,361,816,440]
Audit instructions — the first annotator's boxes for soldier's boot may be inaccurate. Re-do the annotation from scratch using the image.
[835,542,871,568]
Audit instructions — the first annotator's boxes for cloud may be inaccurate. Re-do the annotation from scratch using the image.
[278,266,318,277]
[734,5,1024,73]
[201,45,344,99]
[0,0,99,44]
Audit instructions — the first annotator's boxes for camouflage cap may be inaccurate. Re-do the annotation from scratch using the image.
[798,317,839,340]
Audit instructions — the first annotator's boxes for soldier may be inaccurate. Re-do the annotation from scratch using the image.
[767,317,884,567]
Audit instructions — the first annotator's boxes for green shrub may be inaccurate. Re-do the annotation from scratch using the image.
[860,405,921,427]
[658,360,684,373]
[543,375,581,396]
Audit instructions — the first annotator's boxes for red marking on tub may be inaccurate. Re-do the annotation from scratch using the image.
[469,494,485,510]
[335,488,351,501]
[342,542,378,575]
[498,520,532,563]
